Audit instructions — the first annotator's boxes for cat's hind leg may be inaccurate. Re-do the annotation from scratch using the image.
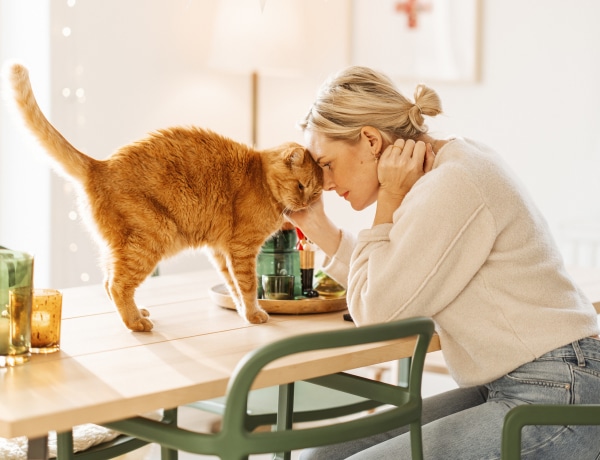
[106,249,155,332]
[102,263,150,319]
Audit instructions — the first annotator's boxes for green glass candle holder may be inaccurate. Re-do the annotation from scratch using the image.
[1,248,34,367]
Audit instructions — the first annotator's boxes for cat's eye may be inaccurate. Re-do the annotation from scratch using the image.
[298,182,305,191]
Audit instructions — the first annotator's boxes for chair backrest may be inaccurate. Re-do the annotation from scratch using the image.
[501,403,600,459]
[104,316,434,460]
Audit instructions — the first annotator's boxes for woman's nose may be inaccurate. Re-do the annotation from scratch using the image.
[323,171,336,191]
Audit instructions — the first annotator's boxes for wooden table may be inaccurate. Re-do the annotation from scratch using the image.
[2,265,599,458]
[0,268,440,445]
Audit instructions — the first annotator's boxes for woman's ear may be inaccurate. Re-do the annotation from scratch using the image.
[360,126,383,156]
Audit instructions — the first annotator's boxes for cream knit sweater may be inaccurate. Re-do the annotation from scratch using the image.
[322,138,599,387]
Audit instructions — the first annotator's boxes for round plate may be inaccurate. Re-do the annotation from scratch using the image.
[209,284,347,314]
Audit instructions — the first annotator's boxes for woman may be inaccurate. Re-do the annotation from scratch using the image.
[288,66,600,459]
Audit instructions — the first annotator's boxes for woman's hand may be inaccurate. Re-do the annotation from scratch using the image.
[378,139,434,197]
[373,139,435,226]
[285,195,342,257]
[286,194,327,229]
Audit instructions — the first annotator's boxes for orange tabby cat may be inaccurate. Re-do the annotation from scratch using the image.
[6,63,322,331]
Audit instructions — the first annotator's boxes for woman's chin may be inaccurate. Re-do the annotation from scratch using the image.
[350,201,366,211]
[349,197,376,211]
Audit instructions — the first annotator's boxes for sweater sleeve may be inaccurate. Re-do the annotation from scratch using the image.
[320,229,356,287]
[347,167,498,325]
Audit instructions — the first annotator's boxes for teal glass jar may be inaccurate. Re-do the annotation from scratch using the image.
[256,229,301,298]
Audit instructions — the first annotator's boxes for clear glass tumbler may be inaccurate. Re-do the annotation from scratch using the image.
[0,248,34,367]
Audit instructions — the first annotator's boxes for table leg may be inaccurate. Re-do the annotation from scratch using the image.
[274,383,295,460]
[27,436,48,460]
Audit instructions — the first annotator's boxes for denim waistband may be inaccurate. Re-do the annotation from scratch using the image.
[538,337,600,364]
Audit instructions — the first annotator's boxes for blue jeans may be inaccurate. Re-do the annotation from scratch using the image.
[299,337,600,460]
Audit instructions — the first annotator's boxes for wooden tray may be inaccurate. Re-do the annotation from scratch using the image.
[209,284,347,315]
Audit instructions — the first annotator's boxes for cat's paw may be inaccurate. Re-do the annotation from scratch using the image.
[127,316,154,332]
[140,308,150,317]
[247,309,269,324]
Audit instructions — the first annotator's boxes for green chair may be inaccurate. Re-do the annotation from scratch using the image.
[187,315,412,437]
[501,404,600,459]
[103,316,434,460]
[185,332,410,460]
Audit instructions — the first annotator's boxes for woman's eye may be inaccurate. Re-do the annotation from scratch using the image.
[322,162,331,170]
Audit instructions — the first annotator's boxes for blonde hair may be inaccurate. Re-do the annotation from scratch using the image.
[299,66,442,144]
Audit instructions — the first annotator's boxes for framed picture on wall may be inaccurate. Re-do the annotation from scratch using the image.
[351,0,480,82]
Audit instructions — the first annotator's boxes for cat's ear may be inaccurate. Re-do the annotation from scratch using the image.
[283,146,306,168]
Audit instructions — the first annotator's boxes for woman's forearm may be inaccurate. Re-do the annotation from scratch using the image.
[301,215,342,258]
[285,194,343,258]
[286,204,342,258]
[373,190,405,226]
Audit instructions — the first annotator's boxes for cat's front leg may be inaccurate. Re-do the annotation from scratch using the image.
[235,274,269,324]
[227,253,269,324]
[209,249,269,324]
[239,288,269,323]
[240,294,269,324]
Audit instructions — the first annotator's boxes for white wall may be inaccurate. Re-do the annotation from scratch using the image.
[0,0,52,286]
[427,1,600,230]
[1,0,599,288]
[427,1,600,265]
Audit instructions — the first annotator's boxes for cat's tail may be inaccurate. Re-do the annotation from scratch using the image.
[5,62,94,180]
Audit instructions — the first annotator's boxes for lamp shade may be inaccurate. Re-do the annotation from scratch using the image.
[208,0,308,76]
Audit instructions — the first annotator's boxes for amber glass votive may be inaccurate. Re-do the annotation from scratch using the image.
[31,288,63,353]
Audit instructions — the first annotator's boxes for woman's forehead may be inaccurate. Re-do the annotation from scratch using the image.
[305,130,337,150]
[304,131,327,159]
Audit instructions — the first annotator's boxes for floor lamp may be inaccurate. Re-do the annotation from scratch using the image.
[208,0,307,148]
